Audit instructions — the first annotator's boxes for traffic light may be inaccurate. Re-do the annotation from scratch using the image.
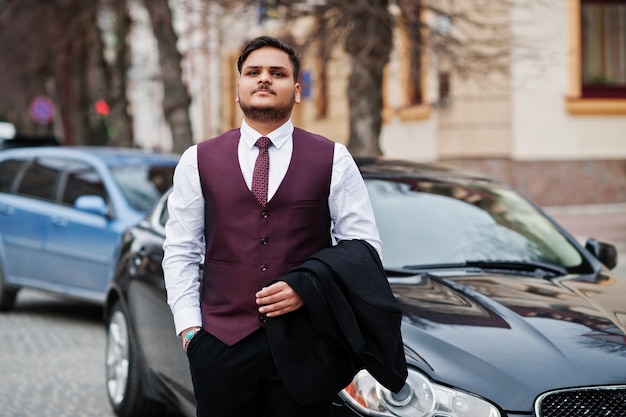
[94,99,110,116]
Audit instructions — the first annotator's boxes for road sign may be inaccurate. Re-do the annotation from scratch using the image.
[29,96,56,125]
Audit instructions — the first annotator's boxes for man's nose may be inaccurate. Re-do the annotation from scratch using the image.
[258,69,271,83]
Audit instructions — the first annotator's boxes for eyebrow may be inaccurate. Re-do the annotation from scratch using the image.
[244,65,290,73]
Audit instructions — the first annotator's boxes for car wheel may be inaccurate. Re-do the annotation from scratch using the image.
[0,259,19,312]
[105,301,165,417]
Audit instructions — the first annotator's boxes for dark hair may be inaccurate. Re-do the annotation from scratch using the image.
[237,36,300,82]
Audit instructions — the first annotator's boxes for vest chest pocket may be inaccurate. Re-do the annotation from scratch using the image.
[289,199,323,208]
[288,199,329,233]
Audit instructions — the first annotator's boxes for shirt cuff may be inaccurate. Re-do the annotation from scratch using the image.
[173,307,203,336]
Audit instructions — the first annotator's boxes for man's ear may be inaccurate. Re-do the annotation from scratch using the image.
[294,83,301,104]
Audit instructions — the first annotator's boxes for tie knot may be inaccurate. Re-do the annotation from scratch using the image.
[255,136,272,150]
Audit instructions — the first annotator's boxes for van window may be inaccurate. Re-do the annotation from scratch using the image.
[16,158,64,202]
[62,161,107,206]
[0,159,27,193]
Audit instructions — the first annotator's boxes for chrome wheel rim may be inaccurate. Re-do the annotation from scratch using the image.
[106,309,130,406]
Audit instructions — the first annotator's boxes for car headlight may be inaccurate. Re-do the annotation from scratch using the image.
[340,369,500,417]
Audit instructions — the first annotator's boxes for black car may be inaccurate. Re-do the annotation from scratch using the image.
[0,133,60,150]
[104,158,625,417]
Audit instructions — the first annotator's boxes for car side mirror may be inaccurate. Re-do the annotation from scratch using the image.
[74,195,110,217]
[585,238,618,270]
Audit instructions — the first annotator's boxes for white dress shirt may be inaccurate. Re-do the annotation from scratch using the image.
[162,119,382,335]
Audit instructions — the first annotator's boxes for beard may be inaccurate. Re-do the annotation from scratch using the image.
[238,93,296,124]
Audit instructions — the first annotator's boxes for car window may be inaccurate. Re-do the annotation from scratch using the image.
[110,164,175,212]
[365,178,583,270]
[0,158,27,193]
[62,161,108,206]
[16,158,64,202]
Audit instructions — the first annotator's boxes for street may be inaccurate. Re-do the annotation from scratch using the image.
[0,289,115,417]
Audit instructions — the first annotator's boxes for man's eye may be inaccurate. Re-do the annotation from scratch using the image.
[272,72,284,77]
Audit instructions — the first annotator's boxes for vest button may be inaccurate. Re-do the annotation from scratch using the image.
[261,211,269,219]
[260,265,268,272]
[260,238,268,245]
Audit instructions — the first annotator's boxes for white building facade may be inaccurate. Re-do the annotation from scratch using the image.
[130,0,626,206]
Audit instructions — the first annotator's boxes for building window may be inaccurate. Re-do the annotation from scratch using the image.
[566,0,626,114]
[385,5,430,122]
[581,0,626,98]
[401,1,424,108]
[438,72,451,108]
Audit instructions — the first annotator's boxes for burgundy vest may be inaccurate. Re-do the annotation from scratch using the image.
[197,128,335,345]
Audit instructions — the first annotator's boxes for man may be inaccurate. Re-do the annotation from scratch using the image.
[162,35,383,417]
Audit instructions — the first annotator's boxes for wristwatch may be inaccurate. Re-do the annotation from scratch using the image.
[182,327,201,350]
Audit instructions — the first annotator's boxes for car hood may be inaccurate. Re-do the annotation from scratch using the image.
[393,271,626,413]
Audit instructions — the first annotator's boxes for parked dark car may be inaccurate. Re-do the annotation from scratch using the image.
[0,122,60,149]
[0,133,60,150]
[104,157,625,417]
[0,146,179,311]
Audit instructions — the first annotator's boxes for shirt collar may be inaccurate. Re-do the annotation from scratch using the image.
[240,119,293,150]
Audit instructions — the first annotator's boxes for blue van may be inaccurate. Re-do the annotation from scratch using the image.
[0,146,179,310]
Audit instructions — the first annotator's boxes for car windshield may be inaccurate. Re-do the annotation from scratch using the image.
[365,177,583,271]
[110,164,175,212]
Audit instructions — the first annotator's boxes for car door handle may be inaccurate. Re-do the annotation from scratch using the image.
[51,216,69,227]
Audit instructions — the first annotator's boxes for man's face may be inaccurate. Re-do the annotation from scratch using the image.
[237,47,301,124]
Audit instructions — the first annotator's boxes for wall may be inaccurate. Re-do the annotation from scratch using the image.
[128,2,626,205]
[510,1,626,161]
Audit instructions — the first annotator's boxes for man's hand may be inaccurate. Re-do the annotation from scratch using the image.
[256,281,303,317]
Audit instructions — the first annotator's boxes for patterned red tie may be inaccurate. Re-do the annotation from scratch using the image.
[252,136,272,206]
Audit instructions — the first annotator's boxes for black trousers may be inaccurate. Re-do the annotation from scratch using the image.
[186,328,333,417]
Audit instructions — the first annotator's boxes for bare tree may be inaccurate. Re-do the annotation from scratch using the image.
[203,0,523,157]
[141,0,194,154]
[52,0,108,146]
[418,0,513,78]
[321,1,393,156]
[0,0,52,133]
[0,0,133,146]
[0,0,195,151]
[100,0,135,147]
[0,0,535,154]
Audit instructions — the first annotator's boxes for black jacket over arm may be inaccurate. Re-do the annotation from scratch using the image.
[265,239,408,405]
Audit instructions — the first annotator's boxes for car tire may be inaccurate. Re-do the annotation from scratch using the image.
[105,301,166,417]
[0,259,19,312]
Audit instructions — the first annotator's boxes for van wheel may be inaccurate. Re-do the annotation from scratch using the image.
[0,260,19,312]
[105,301,165,417]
